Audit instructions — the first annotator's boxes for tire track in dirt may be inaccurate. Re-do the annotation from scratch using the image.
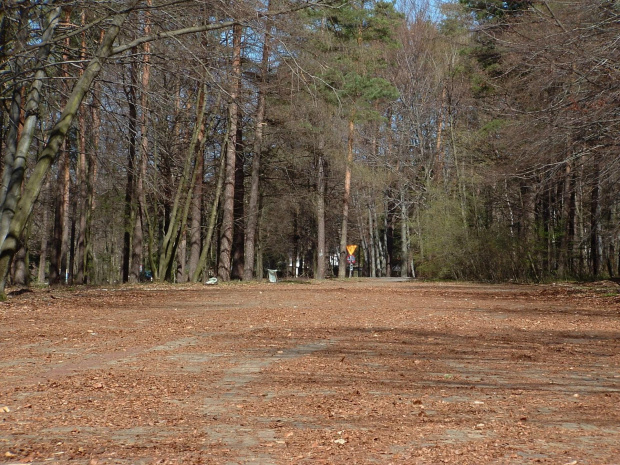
[14,336,204,386]
[203,340,335,464]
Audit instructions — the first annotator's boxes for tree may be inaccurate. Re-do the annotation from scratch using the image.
[313,1,401,278]
[218,23,243,282]
[0,1,327,296]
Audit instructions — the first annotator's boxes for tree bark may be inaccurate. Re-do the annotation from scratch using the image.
[243,20,270,280]
[85,81,101,283]
[191,139,227,282]
[176,229,187,282]
[12,228,28,286]
[0,2,138,297]
[368,203,376,278]
[338,118,355,279]
[38,177,50,283]
[292,209,299,277]
[218,23,242,281]
[0,11,18,205]
[384,199,394,277]
[187,92,221,281]
[75,111,88,283]
[49,142,69,285]
[123,56,138,283]
[230,112,245,280]
[187,136,204,280]
[373,204,385,276]
[590,161,600,277]
[434,86,447,182]
[75,9,89,284]
[60,142,71,282]
[130,0,152,283]
[59,11,75,285]
[316,151,327,279]
[0,7,61,254]
[400,191,408,278]
[157,84,207,280]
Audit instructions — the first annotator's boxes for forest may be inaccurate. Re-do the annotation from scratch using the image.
[0,0,618,296]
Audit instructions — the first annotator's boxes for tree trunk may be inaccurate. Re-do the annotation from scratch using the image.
[590,161,600,277]
[59,12,74,286]
[256,199,264,279]
[373,205,385,276]
[85,82,101,283]
[191,139,227,283]
[230,113,245,280]
[49,142,69,285]
[556,162,573,277]
[384,198,394,277]
[12,230,28,286]
[188,141,204,280]
[400,192,408,278]
[69,205,76,284]
[38,177,50,283]
[292,209,299,277]
[0,7,61,262]
[124,54,139,283]
[157,84,207,280]
[75,104,88,284]
[243,20,270,281]
[434,86,446,182]
[130,0,152,283]
[338,118,355,279]
[186,92,221,282]
[75,10,89,285]
[0,9,26,210]
[218,23,242,282]
[176,229,187,282]
[368,203,376,278]
[61,142,71,283]
[0,3,138,297]
[316,151,327,279]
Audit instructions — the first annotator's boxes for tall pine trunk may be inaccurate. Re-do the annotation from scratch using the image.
[368,203,377,278]
[75,105,88,283]
[590,161,600,277]
[130,0,152,282]
[191,138,227,282]
[75,10,89,284]
[243,21,270,281]
[218,23,242,281]
[188,92,221,281]
[38,177,50,283]
[316,151,327,279]
[230,115,245,280]
[188,141,204,280]
[122,55,138,283]
[50,142,70,285]
[400,191,408,278]
[338,118,355,279]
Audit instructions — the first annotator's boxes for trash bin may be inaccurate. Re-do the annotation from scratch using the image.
[267,269,278,283]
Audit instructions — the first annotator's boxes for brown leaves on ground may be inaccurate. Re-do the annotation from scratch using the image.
[0,280,619,464]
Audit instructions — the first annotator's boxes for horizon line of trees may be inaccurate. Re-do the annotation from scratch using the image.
[0,0,618,296]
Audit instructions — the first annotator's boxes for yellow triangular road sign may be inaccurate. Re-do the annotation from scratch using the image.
[346,245,357,256]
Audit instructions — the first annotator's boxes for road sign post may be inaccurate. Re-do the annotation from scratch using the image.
[346,248,356,278]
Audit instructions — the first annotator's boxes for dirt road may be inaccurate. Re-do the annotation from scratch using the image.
[1,280,619,464]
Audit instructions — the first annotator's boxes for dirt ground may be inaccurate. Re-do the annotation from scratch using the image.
[1,279,619,465]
